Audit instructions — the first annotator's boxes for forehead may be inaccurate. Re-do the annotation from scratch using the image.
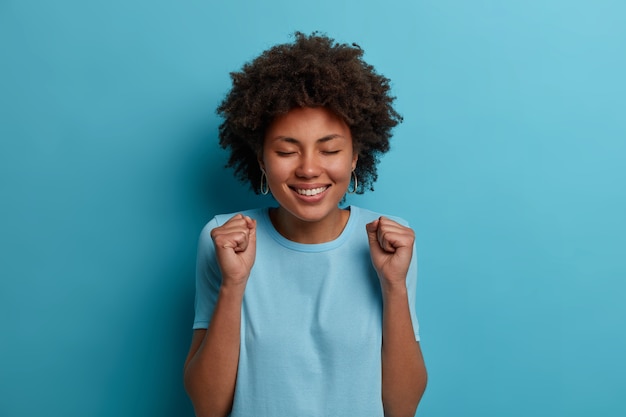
[265,107,352,142]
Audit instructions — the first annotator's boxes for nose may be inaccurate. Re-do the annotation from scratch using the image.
[295,152,321,178]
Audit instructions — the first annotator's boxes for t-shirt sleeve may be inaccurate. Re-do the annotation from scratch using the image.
[407,242,420,341]
[390,214,420,341]
[193,217,222,329]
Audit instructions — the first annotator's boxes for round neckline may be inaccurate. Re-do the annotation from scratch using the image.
[261,206,358,252]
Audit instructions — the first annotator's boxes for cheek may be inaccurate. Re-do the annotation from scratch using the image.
[264,159,291,181]
[330,161,355,181]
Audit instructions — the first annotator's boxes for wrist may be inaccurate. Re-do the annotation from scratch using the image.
[219,280,247,298]
[380,280,408,298]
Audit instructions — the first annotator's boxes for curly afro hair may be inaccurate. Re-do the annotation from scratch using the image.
[217,31,403,194]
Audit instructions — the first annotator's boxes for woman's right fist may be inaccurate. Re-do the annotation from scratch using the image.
[210,214,257,287]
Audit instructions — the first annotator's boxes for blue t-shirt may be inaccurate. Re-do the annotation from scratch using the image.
[193,206,420,417]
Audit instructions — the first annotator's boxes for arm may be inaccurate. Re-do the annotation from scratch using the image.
[183,214,256,417]
[367,217,427,417]
[381,284,427,417]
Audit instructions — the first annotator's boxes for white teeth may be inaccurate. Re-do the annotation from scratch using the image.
[296,187,327,196]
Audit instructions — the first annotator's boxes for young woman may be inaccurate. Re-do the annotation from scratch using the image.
[184,32,427,417]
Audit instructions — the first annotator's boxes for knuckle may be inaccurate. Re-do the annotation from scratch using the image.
[210,228,222,239]
[211,234,225,245]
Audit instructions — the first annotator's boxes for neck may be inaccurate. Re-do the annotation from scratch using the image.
[270,207,350,244]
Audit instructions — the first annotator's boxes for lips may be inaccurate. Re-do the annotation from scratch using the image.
[289,184,330,197]
[294,186,329,196]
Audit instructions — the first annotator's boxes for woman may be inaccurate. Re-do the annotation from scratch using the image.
[184,32,427,417]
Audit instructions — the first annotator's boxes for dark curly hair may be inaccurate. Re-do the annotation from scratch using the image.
[217,31,403,194]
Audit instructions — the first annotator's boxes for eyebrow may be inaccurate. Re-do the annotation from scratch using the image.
[272,134,346,144]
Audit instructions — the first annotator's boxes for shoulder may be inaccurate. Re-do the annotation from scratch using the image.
[349,205,410,227]
[198,207,267,242]
[212,207,265,225]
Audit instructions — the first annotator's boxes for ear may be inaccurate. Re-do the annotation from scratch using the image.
[257,151,265,171]
[351,152,358,171]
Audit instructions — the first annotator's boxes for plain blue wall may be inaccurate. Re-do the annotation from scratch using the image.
[1,1,624,416]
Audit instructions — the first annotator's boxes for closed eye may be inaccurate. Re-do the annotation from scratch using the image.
[321,150,340,155]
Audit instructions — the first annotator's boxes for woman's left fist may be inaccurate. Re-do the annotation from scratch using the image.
[366,217,415,286]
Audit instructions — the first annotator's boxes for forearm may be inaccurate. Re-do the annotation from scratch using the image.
[184,284,245,417]
[381,283,427,417]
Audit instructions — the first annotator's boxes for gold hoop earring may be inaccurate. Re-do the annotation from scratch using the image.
[348,170,358,194]
[260,169,269,195]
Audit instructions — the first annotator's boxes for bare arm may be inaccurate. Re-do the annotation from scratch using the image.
[184,284,245,417]
[381,284,427,417]
[367,217,427,417]
[183,215,256,417]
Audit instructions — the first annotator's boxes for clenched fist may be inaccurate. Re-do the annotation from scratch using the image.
[210,214,257,287]
[366,217,415,290]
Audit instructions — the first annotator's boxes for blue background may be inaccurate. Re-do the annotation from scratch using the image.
[1,1,625,416]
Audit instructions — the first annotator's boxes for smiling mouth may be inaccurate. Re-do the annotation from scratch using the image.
[294,186,329,196]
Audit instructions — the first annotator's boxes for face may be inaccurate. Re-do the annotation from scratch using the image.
[261,106,358,234]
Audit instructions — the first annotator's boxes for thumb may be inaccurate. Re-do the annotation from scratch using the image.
[246,217,257,250]
[366,219,380,247]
